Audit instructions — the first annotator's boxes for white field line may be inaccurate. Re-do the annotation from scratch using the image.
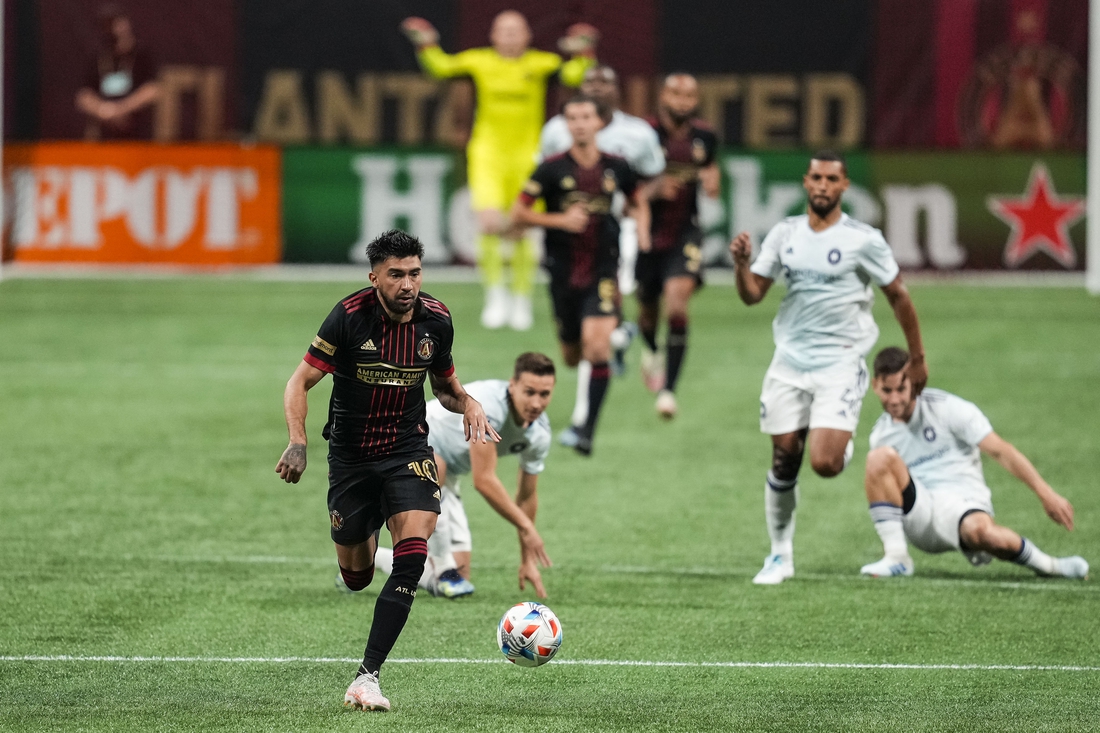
[1,655,1098,672]
[1,263,1087,287]
[108,554,1095,594]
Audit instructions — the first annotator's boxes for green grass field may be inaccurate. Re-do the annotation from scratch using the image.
[1,276,1098,731]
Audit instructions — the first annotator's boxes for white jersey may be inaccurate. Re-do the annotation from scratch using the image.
[539,110,666,178]
[752,213,900,371]
[869,388,994,503]
[426,380,551,478]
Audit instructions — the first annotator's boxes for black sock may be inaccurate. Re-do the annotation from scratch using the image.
[640,324,658,352]
[339,564,375,591]
[665,315,688,392]
[582,362,611,438]
[359,536,427,677]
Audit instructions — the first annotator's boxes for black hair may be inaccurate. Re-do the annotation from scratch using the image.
[365,229,424,267]
[561,94,610,122]
[873,347,910,378]
[809,149,848,176]
[513,352,556,380]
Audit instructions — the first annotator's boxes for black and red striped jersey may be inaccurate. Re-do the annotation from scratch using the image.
[649,119,718,251]
[303,288,455,461]
[520,152,640,289]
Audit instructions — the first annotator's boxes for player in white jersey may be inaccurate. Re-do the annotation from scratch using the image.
[365,353,556,598]
[540,64,666,448]
[860,347,1087,579]
[730,151,929,585]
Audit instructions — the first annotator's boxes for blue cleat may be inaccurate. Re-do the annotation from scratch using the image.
[434,569,475,598]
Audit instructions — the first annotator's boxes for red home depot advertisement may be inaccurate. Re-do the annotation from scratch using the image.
[4,143,281,265]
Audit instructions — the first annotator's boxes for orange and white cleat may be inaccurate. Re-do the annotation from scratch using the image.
[656,389,677,420]
[344,672,391,712]
[641,350,665,394]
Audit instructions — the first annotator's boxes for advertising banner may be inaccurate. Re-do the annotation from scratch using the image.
[283,146,464,265]
[4,143,282,265]
[283,145,1085,271]
[715,152,1085,271]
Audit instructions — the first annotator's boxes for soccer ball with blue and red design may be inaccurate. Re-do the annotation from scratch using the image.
[496,602,563,667]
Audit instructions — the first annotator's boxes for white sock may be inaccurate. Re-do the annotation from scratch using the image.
[765,471,798,558]
[868,504,909,560]
[1013,537,1056,576]
[374,546,393,575]
[571,360,592,428]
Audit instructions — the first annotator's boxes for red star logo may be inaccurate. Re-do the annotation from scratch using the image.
[987,164,1084,268]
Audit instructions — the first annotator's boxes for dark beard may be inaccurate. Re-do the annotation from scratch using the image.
[379,290,415,315]
[664,106,696,126]
[808,197,840,218]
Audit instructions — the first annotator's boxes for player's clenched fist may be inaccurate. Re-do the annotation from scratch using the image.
[557,22,599,56]
[729,231,753,264]
[276,442,307,483]
[400,17,439,48]
[559,202,590,233]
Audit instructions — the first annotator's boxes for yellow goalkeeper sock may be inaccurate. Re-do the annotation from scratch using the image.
[477,234,504,287]
[509,236,537,297]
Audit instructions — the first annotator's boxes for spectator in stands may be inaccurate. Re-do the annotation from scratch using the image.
[75,4,159,140]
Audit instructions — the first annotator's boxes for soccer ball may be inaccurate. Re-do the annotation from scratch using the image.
[496,602,563,667]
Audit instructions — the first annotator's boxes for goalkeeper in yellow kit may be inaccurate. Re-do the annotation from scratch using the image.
[402,12,597,330]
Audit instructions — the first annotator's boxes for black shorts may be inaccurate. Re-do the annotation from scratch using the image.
[635,228,704,306]
[549,276,621,344]
[327,449,441,546]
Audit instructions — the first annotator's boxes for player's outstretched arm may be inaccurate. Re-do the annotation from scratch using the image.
[469,445,551,596]
[729,232,771,305]
[429,371,501,444]
[515,470,550,597]
[979,432,1075,530]
[880,276,928,393]
[401,17,472,80]
[276,360,326,484]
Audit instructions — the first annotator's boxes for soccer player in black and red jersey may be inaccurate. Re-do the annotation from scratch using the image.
[637,73,720,419]
[275,229,499,712]
[511,95,650,456]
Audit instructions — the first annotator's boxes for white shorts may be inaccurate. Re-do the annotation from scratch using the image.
[759,355,869,434]
[434,475,472,554]
[903,477,994,555]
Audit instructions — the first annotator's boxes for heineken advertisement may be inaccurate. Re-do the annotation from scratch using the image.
[282,147,1086,270]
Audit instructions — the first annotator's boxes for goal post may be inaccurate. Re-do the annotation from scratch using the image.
[1088,0,1100,293]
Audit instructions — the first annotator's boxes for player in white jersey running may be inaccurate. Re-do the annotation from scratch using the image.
[730,151,929,585]
[364,353,556,598]
[860,346,1087,579]
[539,65,666,449]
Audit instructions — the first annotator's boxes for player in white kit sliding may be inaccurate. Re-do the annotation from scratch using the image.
[370,352,556,598]
[729,151,929,585]
[861,346,1087,579]
[539,65,666,448]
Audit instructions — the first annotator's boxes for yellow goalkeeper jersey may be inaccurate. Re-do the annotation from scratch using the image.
[417,45,591,155]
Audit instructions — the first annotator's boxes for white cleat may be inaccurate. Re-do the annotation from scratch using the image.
[508,295,533,331]
[860,556,915,578]
[752,554,794,585]
[655,390,677,420]
[1054,556,1089,579]
[344,672,391,712]
[641,350,665,394]
[480,286,510,330]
